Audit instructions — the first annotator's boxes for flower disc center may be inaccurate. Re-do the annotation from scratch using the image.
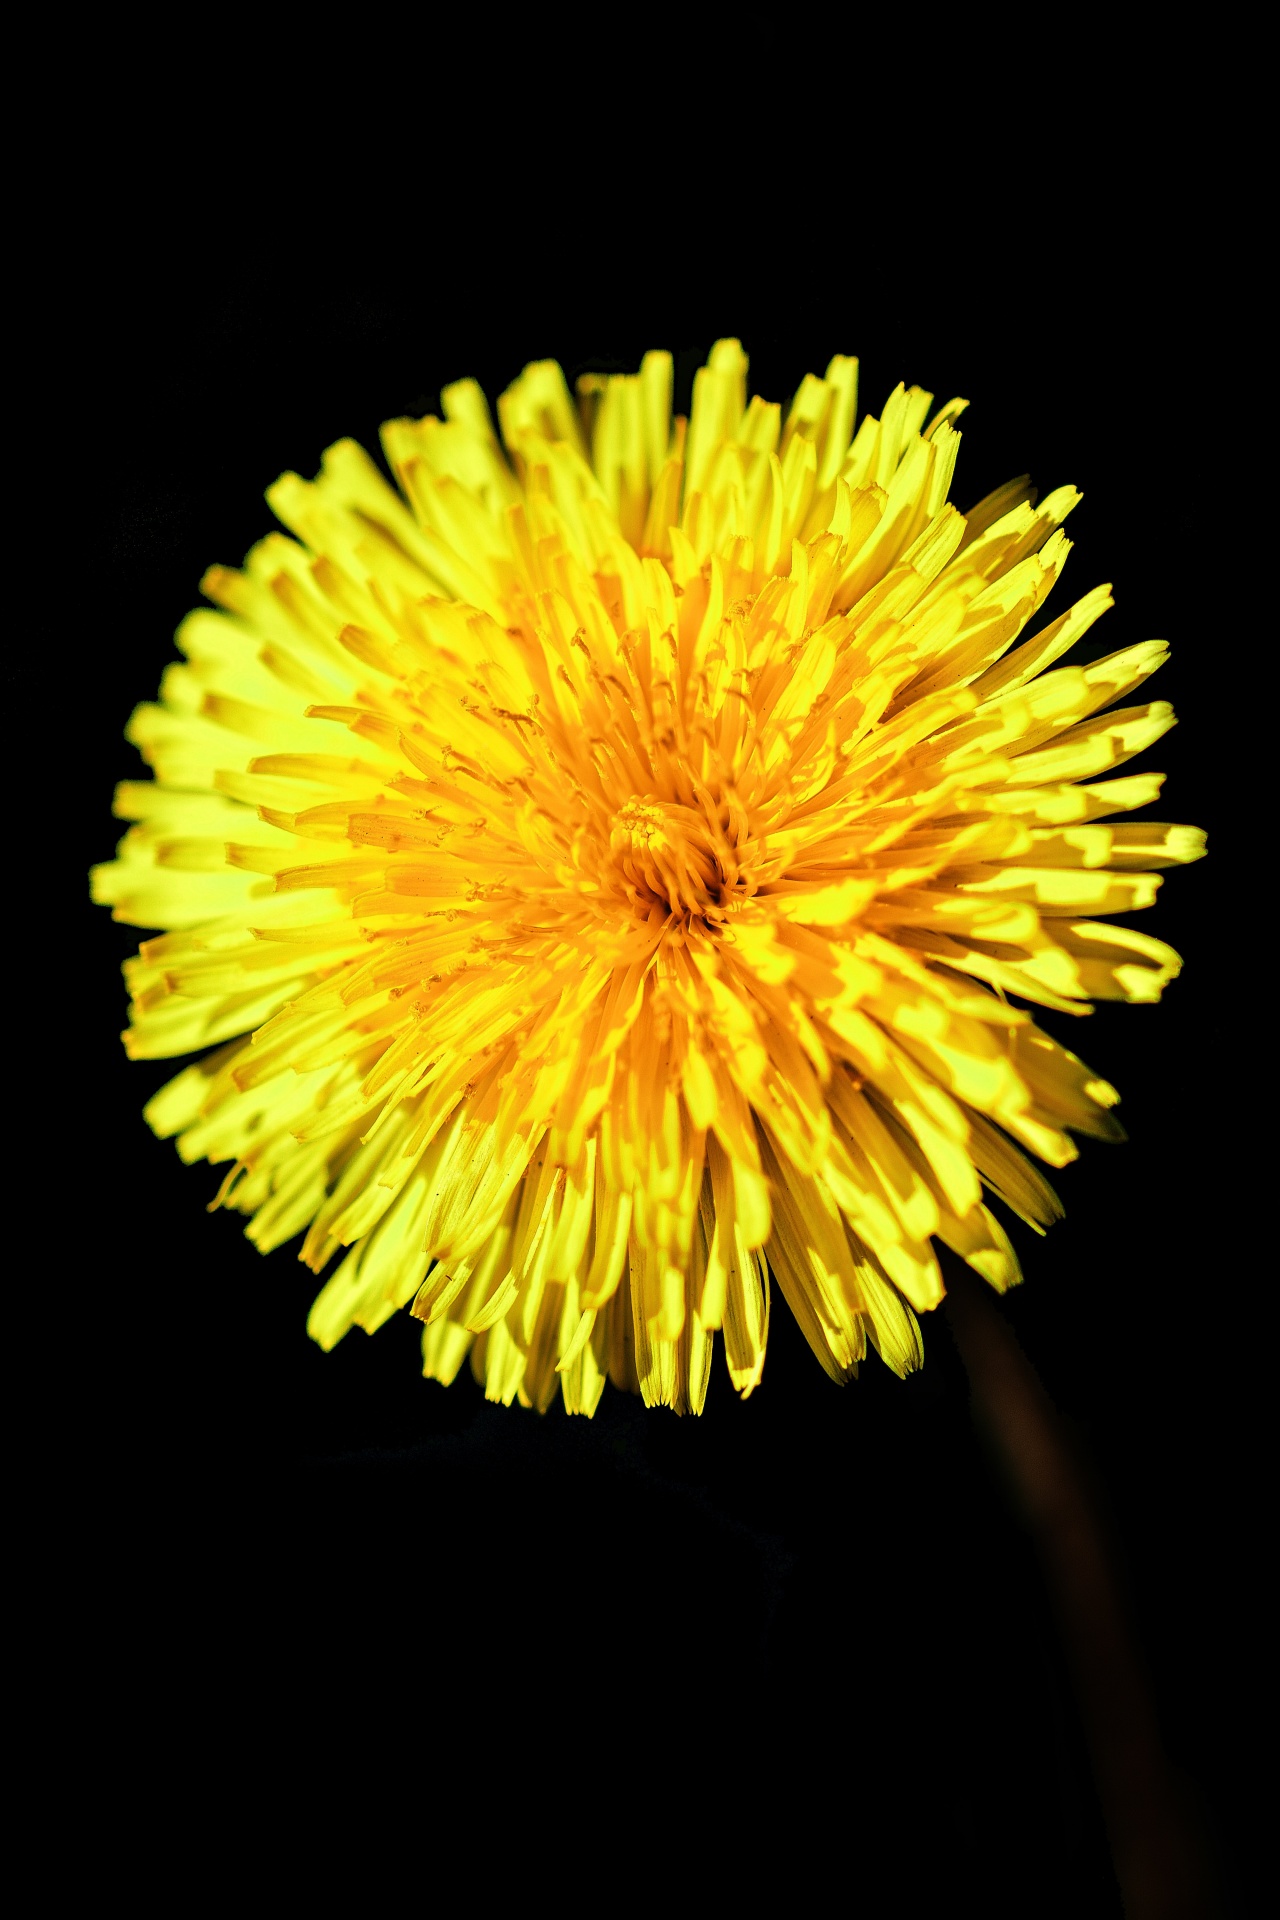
[607,796,745,925]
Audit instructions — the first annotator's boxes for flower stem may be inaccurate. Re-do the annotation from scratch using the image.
[944,1268,1218,1918]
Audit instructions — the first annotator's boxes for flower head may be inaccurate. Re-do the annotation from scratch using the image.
[92,340,1203,1414]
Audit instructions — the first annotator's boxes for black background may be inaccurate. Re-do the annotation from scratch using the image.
[43,142,1258,1912]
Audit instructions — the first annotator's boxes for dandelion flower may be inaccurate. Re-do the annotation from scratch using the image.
[92,340,1204,1415]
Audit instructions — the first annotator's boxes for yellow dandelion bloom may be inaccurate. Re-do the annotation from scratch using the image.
[92,339,1204,1416]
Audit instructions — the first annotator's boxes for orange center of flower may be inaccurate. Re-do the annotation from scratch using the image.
[602,795,755,932]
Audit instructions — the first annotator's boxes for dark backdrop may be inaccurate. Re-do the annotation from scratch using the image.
[50,200,1255,1912]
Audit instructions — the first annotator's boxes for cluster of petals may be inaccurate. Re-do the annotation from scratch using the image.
[93,340,1203,1414]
